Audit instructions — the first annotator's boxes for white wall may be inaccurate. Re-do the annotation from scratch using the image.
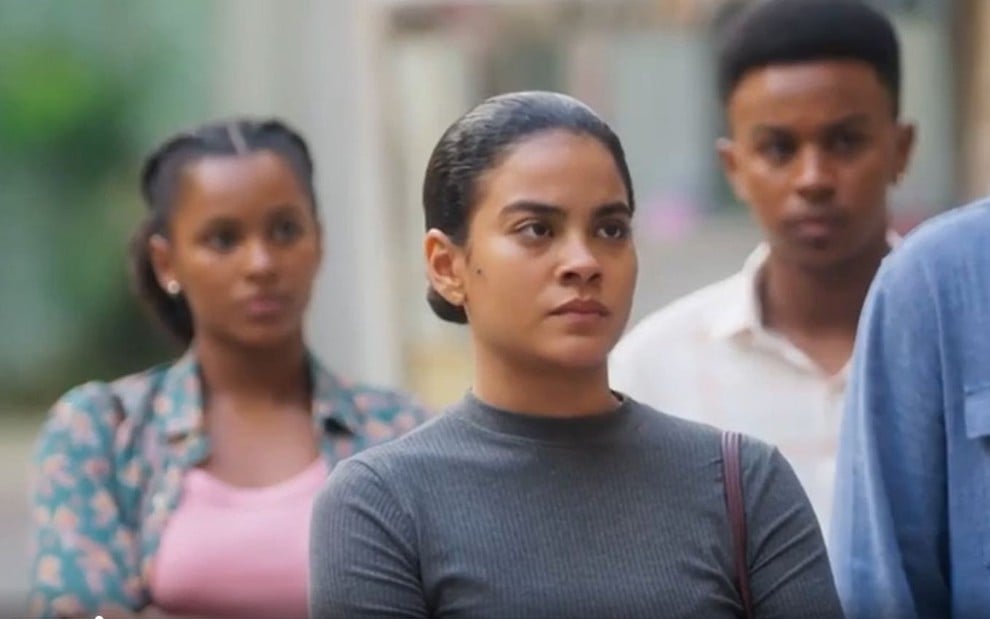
[211,0,404,386]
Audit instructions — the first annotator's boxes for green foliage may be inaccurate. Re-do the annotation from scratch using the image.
[0,1,210,410]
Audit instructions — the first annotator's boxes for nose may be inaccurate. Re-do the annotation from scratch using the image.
[794,147,836,203]
[245,238,276,280]
[557,234,601,286]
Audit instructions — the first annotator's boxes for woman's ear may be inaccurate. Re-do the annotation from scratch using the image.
[424,229,466,308]
[148,233,178,292]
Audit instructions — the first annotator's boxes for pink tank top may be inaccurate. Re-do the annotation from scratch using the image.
[150,458,329,619]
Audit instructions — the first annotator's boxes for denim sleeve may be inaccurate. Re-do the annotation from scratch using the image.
[831,254,949,619]
[27,382,142,618]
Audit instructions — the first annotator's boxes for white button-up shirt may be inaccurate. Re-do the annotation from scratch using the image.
[610,241,880,536]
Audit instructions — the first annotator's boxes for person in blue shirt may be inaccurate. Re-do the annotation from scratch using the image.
[832,198,990,618]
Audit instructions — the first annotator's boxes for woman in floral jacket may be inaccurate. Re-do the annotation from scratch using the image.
[28,118,428,619]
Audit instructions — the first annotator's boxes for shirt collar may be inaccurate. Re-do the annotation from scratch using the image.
[157,349,362,440]
[706,229,902,341]
[308,353,364,435]
[707,243,768,340]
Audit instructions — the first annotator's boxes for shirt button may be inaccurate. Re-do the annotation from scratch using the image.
[153,493,168,511]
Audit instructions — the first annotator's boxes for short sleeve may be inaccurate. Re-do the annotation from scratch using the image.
[309,457,427,618]
[740,438,844,618]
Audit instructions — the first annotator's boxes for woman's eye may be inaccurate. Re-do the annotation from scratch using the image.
[519,221,552,239]
[206,229,238,252]
[272,218,303,243]
[598,221,630,240]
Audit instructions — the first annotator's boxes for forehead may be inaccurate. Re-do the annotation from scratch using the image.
[477,130,628,208]
[174,150,308,216]
[727,60,894,130]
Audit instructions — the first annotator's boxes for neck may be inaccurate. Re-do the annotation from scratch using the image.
[470,343,618,418]
[761,232,890,335]
[193,332,310,408]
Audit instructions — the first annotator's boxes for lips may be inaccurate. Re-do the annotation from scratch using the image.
[550,298,610,317]
[784,212,846,240]
[243,293,290,318]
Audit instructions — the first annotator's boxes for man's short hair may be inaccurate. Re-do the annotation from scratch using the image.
[716,0,901,115]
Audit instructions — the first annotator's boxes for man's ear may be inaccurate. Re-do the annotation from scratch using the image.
[314,217,324,268]
[891,122,916,185]
[717,136,750,205]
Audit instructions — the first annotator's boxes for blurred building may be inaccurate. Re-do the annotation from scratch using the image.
[208,0,965,407]
[0,0,973,410]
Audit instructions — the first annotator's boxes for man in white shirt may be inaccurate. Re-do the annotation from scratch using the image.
[610,0,915,534]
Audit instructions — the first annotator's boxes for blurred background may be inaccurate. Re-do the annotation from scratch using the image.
[2,0,988,609]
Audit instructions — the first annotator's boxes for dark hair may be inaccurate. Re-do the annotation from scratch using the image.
[131,118,317,343]
[422,90,635,324]
[717,0,901,115]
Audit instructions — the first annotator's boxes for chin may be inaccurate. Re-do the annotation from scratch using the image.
[227,322,302,350]
[797,247,866,272]
[784,229,886,269]
[776,238,845,268]
[542,338,614,371]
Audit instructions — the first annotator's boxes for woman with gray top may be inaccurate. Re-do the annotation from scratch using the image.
[308,91,842,618]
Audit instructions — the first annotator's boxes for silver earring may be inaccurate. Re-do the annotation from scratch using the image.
[165,281,181,296]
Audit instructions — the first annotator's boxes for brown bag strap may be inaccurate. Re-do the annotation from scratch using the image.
[721,430,753,618]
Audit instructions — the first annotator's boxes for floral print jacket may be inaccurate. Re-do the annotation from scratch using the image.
[28,351,429,618]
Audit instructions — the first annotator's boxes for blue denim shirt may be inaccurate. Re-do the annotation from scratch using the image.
[831,199,990,619]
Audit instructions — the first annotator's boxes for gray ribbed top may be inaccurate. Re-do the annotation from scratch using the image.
[309,393,843,618]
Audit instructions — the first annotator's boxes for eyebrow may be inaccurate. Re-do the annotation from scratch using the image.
[499,200,632,219]
[194,216,240,237]
[750,113,873,137]
[267,202,307,216]
[195,203,305,230]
